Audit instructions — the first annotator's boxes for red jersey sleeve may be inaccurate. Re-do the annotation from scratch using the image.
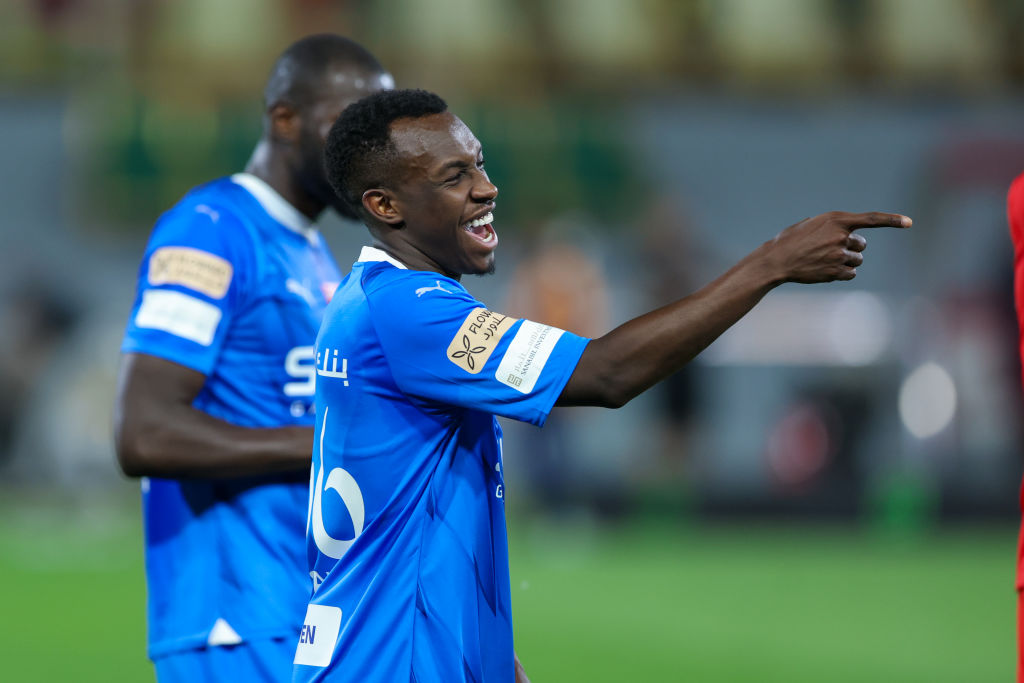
[1007,174,1024,597]
[1009,173,1024,390]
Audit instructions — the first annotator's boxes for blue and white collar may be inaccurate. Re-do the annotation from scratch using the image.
[231,172,319,246]
[357,246,408,269]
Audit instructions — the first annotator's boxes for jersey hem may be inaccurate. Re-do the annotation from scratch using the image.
[120,343,214,377]
[148,627,298,659]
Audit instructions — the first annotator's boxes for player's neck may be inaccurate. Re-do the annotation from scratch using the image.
[244,142,325,221]
[371,238,462,281]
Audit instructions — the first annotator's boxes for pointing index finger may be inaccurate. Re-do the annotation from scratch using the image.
[843,211,912,231]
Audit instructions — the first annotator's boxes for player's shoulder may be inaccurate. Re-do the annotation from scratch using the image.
[161,177,250,227]
[358,263,480,329]
[150,177,258,253]
[360,263,468,300]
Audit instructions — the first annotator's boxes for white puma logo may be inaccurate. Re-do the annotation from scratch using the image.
[415,280,452,297]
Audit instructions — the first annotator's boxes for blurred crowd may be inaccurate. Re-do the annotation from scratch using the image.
[2,0,1024,524]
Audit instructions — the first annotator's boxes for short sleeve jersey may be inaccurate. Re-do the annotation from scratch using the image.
[120,173,342,658]
[292,248,589,682]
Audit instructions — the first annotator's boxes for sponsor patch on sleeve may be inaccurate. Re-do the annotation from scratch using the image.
[147,247,233,299]
[495,320,565,393]
[134,289,223,346]
[293,604,342,668]
[446,308,518,374]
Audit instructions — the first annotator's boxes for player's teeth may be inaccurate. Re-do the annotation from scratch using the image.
[466,212,493,229]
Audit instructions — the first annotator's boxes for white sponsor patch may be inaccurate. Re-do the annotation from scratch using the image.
[293,604,342,668]
[148,247,233,299]
[134,289,222,346]
[495,320,564,394]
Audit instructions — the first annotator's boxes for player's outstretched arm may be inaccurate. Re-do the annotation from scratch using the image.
[557,211,911,408]
[114,353,314,478]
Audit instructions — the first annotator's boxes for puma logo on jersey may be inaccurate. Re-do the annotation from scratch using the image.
[286,278,317,307]
[415,281,452,297]
[195,204,220,222]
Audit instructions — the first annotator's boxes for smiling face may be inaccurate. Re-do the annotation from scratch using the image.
[367,112,498,278]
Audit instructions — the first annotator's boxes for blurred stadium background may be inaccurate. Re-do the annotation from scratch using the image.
[2,0,1023,680]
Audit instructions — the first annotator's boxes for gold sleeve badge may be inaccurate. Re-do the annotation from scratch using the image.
[446,308,518,374]
[148,247,233,299]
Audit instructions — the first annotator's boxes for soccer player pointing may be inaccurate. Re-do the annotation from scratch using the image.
[296,89,910,682]
[114,36,392,682]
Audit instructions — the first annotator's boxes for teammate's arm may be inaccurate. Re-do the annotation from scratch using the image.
[558,211,911,408]
[514,652,531,683]
[114,353,313,478]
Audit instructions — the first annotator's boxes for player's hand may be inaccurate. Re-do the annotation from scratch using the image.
[764,211,911,284]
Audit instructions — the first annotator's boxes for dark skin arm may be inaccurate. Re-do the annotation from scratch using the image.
[113,353,314,478]
[558,211,911,408]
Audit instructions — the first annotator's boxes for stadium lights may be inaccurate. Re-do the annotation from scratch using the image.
[898,362,957,439]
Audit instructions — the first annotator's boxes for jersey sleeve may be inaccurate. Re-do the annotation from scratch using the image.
[120,200,255,375]
[365,269,589,427]
[1009,174,1024,392]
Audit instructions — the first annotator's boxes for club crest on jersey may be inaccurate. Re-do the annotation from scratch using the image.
[446,308,517,374]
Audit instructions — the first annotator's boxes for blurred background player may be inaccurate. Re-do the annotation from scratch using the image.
[294,88,910,682]
[112,34,393,682]
[1006,172,1024,682]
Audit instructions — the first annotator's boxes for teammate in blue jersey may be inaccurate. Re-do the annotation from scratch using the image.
[297,89,912,682]
[113,35,393,683]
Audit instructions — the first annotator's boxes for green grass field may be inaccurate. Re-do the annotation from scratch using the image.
[0,501,1014,682]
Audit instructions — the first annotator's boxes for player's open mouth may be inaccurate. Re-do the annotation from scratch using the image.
[463,212,497,247]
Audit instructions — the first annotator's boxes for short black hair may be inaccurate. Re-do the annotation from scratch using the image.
[324,89,448,219]
[264,34,385,111]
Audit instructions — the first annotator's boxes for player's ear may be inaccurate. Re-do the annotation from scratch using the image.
[268,103,301,144]
[362,189,403,227]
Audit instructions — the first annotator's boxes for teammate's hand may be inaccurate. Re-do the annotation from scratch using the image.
[764,211,911,284]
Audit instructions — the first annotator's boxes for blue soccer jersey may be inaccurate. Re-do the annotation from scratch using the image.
[121,173,342,658]
[293,247,589,682]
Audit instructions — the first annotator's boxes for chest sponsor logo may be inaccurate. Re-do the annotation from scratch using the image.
[293,604,342,668]
[495,320,564,394]
[317,348,349,386]
[284,346,316,397]
[446,308,517,374]
[148,247,233,299]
